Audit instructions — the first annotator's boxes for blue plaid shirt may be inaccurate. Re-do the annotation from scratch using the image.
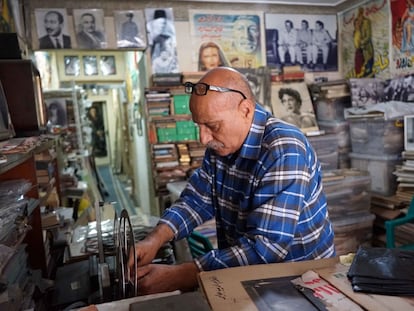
[159,104,335,271]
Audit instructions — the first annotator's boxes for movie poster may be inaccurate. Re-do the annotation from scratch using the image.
[338,0,391,79]
[390,0,414,75]
[189,10,265,71]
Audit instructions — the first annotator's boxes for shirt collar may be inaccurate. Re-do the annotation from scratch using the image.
[239,103,270,160]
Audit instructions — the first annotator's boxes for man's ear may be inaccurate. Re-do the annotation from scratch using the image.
[238,99,254,118]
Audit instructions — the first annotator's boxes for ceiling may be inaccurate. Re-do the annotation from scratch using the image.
[178,0,349,6]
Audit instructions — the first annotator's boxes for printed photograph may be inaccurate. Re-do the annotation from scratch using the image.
[265,13,337,72]
[114,10,146,48]
[349,78,385,107]
[189,10,266,70]
[145,8,179,74]
[73,9,106,49]
[45,98,67,127]
[99,55,116,75]
[34,8,71,49]
[83,55,98,75]
[271,81,319,134]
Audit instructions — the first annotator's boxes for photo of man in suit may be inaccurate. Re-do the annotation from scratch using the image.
[36,9,71,49]
[75,10,106,49]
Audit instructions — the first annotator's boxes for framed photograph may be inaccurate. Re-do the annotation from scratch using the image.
[271,81,319,134]
[73,9,106,49]
[64,55,80,76]
[45,98,67,127]
[114,10,146,48]
[83,55,98,75]
[34,8,72,49]
[265,13,337,72]
[99,55,116,75]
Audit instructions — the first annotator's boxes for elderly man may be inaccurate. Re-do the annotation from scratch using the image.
[129,67,335,295]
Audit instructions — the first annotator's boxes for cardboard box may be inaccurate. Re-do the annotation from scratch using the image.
[198,258,414,311]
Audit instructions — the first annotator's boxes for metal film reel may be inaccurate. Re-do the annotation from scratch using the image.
[116,209,137,298]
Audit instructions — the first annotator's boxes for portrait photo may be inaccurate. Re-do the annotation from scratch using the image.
[145,8,179,74]
[189,10,265,70]
[271,81,319,134]
[64,55,80,76]
[114,10,146,48]
[73,9,106,49]
[34,8,72,49]
[45,98,67,127]
[83,55,98,75]
[265,13,338,72]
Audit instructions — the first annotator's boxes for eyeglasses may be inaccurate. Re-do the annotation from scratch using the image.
[184,82,246,99]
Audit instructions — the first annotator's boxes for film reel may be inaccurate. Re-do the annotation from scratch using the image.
[116,209,137,298]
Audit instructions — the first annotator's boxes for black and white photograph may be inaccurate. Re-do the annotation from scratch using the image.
[45,98,67,127]
[145,8,179,74]
[236,67,271,110]
[64,55,80,76]
[99,55,116,76]
[83,55,98,76]
[114,10,146,48]
[265,13,338,72]
[383,74,414,102]
[349,78,385,107]
[73,9,106,49]
[35,8,71,49]
[271,81,319,134]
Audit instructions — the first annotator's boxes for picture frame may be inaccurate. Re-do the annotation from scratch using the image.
[64,55,80,76]
[83,55,98,76]
[114,10,147,49]
[99,55,116,75]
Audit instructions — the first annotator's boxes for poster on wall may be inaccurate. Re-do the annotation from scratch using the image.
[144,8,179,74]
[189,10,266,71]
[34,8,72,49]
[265,13,338,72]
[338,0,390,79]
[390,0,414,75]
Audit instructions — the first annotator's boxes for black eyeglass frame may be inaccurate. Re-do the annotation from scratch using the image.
[184,81,247,99]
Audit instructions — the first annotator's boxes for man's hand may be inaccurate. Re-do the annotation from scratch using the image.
[136,262,200,295]
[128,223,175,269]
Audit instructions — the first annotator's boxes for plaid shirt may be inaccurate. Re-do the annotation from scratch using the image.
[159,104,335,271]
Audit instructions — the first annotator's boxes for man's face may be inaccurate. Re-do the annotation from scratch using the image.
[233,18,259,54]
[190,89,247,156]
[151,17,167,37]
[82,15,96,33]
[44,12,62,37]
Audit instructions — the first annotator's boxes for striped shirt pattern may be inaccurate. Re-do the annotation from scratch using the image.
[159,104,335,271]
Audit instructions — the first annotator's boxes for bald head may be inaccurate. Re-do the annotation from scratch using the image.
[189,67,256,156]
